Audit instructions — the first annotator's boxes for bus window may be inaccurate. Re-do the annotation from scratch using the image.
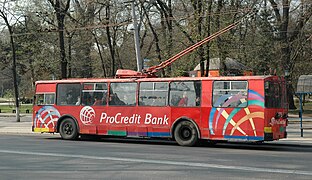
[213,81,247,108]
[265,81,285,108]
[82,83,108,106]
[109,82,136,106]
[57,83,81,105]
[139,82,168,106]
[35,93,55,105]
[169,81,201,107]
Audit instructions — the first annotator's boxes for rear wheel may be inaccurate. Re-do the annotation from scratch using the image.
[59,118,79,140]
[174,121,198,146]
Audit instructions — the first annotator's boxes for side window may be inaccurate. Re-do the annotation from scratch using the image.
[35,93,55,105]
[57,83,81,105]
[139,82,168,106]
[213,81,248,108]
[82,83,108,106]
[169,81,201,107]
[109,82,136,106]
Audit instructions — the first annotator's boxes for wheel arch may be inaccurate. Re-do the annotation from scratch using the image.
[171,116,201,140]
[56,114,80,133]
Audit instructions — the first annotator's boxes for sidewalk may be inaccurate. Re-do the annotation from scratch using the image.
[0,113,312,145]
[0,113,33,134]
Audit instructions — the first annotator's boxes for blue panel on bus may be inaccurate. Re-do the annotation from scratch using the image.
[224,135,264,141]
[147,132,171,137]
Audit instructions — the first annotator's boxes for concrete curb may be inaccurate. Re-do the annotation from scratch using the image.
[0,113,31,117]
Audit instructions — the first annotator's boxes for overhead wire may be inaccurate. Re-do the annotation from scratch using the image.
[1,1,309,37]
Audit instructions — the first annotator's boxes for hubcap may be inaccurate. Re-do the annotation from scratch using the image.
[180,126,192,140]
[64,123,72,135]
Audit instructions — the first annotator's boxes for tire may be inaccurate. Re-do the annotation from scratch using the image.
[59,118,79,140]
[174,121,198,146]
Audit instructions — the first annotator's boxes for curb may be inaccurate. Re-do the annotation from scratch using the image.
[0,114,31,117]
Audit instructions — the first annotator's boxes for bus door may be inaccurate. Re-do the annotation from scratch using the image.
[169,81,202,136]
[80,82,108,134]
[33,83,57,133]
[264,79,288,140]
[92,82,137,136]
[138,81,171,137]
[210,80,250,141]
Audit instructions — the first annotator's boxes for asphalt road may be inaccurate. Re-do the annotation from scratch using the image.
[0,134,312,180]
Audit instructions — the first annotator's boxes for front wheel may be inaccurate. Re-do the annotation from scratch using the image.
[174,121,198,146]
[59,118,79,140]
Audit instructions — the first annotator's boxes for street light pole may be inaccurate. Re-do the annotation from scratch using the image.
[130,0,142,72]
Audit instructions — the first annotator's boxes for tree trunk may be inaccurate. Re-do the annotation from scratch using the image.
[142,3,163,76]
[205,0,213,77]
[67,33,73,78]
[216,0,225,75]
[0,10,20,122]
[55,0,68,79]
[48,0,71,79]
[105,4,116,77]
[191,0,204,76]
[9,22,20,122]
[93,33,107,77]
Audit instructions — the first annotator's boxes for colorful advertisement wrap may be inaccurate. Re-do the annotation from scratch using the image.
[34,106,61,132]
[209,90,265,141]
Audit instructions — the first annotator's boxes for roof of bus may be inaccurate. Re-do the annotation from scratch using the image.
[35,75,281,84]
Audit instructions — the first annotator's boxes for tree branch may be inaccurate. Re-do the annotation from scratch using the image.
[290,4,312,42]
[268,0,281,23]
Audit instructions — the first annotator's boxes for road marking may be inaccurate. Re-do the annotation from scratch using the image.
[0,149,311,176]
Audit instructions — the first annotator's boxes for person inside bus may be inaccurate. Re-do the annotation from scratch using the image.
[109,93,116,105]
[93,95,103,106]
[65,90,74,105]
[75,96,81,105]
[109,93,125,106]
[82,93,93,105]
[178,92,188,106]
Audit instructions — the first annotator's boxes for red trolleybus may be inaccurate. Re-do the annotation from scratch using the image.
[32,75,288,146]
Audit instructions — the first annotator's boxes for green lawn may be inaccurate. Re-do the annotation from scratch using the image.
[0,104,33,113]
[289,100,312,117]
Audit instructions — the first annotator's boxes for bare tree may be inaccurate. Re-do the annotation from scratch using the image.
[0,1,20,122]
[268,0,312,109]
[48,0,71,79]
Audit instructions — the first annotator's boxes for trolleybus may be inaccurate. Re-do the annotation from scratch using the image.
[32,75,288,146]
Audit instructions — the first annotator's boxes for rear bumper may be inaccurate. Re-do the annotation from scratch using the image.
[264,132,273,141]
[264,131,287,141]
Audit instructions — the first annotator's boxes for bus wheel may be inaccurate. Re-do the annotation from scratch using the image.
[174,121,198,146]
[59,118,79,140]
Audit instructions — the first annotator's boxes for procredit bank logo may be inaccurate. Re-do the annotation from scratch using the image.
[270,117,287,126]
[79,106,169,125]
[80,106,95,125]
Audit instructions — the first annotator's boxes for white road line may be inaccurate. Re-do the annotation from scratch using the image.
[0,149,311,176]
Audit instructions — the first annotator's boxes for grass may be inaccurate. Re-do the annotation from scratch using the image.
[289,100,312,117]
[0,104,33,113]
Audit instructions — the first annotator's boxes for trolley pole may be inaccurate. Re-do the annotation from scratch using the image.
[130,0,142,72]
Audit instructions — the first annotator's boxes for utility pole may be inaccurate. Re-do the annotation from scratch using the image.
[130,0,142,72]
